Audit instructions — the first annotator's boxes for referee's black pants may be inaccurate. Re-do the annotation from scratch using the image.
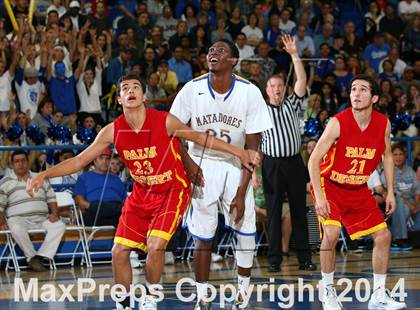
[262,154,311,265]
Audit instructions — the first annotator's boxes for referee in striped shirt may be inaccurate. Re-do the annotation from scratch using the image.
[261,35,316,272]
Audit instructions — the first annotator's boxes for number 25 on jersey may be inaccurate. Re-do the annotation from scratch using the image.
[206,128,231,144]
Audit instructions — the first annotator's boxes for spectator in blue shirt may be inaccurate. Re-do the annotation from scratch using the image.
[264,12,282,47]
[314,43,335,80]
[333,56,353,96]
[174,0,200,19]
[199,0,216,30]
[294,25,315,57]
[362,32,391,73]
[74,147,127,227]
[168,46,192,83]
[313,22,334,52]
[118,0,137,19]
[107,47,132,85]
[47,61,77,116]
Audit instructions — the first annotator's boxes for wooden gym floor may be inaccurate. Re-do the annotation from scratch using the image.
[0,250,419,309]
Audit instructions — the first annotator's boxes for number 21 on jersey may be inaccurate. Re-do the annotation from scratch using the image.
[347,159,366,174]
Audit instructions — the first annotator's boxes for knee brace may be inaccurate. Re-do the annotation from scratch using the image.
[235,234,255,268]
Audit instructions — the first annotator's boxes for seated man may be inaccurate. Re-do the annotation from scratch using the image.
[0,150,65,272]
[74,147,127,227]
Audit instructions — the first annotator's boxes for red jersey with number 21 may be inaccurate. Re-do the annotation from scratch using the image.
[320,108,388,189]
[113,109,189,194]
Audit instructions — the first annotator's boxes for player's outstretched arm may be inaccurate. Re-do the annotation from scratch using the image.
[307,117,340,218]
[26,123,115,196]
[166,113,259,171]
[382,120,396,215]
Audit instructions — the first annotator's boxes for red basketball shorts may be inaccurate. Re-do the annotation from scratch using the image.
[311,178,387,240]
[114,185,191,252]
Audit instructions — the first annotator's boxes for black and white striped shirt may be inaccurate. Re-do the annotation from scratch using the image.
[261,92,302,157]
[0,171,56,218]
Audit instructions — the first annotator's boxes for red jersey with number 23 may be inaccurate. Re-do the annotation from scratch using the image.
[113,109,190,195]
[320,108,388,189]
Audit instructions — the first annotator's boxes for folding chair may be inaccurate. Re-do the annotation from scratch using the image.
[75,203,116,265]
[54,191,92,268]
[339,229,348,252]
[7,228,56,271]
[254,221,269,256]
[0,229,20,272]
[4,191,88,271]
[216,228,236,258]
[179,226,196,261]
[82,225,116,265]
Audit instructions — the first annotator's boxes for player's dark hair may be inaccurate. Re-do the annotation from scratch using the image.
[116,74,146,96]
[350,74,380,97]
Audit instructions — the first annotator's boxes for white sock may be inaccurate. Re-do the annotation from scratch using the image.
[322,271,334,287]
[196,281,208,301]
[238,275,250,295]
[373,274,386,292]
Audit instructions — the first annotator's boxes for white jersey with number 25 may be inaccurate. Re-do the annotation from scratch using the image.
[170,73,272,162]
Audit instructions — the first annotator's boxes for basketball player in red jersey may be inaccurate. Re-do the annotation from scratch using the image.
[308,74,406,310]
[27,74,260,310]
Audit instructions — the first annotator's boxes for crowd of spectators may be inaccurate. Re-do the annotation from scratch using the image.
[0,0,419,262]
[0,0,417,156]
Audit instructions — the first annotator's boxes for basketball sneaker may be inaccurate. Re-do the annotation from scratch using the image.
[139,295,157,310]
[194,299,212,310]
[232,292,253,309]
[322,285,345,310]
[368,288,407,309]
[115,303,131,310]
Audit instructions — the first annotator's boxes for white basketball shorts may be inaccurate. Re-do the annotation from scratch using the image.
[185,155,256,240]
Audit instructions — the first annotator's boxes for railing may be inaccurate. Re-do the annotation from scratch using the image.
[1,136,419,169]
[0,145,88,151]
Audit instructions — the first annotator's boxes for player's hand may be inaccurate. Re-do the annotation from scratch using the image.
[385,192,396,215]
[314,196,330,218]
[26,173,46,197]
[240,149,260,172]
[185,158,204,187]
[230,194,246,224]
[282,34,298,56]
[247,149,261,167]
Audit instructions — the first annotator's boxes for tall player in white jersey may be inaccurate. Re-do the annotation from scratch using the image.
[170,39,272,309]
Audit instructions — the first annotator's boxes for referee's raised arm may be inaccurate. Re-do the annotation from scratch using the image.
[281,34,307,98]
